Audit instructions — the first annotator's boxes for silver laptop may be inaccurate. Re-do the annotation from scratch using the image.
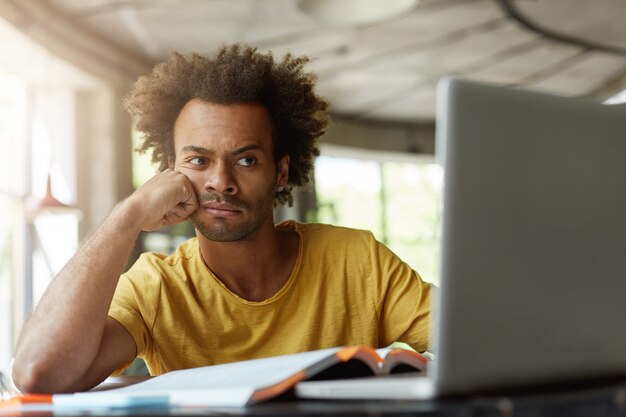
[297,78,626,399]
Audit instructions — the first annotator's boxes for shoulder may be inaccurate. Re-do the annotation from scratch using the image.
[112,238,200,320]
[278,221,376,245]
[125,237,199,282]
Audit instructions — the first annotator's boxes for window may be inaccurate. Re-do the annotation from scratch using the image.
[0,69,27,377]
[314,145,443,284]
[0,19,89,377]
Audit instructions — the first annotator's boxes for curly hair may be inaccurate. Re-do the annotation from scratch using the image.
[123,44,329,206]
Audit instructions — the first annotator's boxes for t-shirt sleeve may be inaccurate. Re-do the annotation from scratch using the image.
[374,240,434,352]
[108,255,161,374]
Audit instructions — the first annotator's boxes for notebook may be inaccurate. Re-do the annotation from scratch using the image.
[296,77,626,399]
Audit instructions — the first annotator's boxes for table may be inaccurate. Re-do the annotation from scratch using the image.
[5,379,626,417]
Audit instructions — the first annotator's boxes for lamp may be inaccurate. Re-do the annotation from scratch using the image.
[25,173,81,220]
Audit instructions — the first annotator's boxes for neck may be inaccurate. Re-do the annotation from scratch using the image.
[197,219,299,302]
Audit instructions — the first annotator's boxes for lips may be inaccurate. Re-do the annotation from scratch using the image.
[201,202,241,217]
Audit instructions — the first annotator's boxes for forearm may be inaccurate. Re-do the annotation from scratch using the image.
[13,169,198,393]
[12,200,142,393]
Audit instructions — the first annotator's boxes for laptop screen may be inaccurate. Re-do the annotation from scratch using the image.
[433,78,626,395]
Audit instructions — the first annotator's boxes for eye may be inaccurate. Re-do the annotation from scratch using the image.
[189,157,207,166]
[237,156,256,167]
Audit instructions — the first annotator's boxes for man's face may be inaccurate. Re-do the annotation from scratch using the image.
[173,99,288,242]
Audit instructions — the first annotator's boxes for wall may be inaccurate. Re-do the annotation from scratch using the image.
[323,116,436,155]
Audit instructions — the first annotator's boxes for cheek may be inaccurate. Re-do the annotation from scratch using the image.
[244,172,277,194]
[177,170,205,193]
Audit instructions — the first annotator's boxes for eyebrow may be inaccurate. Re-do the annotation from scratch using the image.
[180,145,212,155]
[232,144,263,155]
[180,144,263,156]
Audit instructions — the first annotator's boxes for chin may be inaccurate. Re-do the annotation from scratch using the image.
[192,218,262,242]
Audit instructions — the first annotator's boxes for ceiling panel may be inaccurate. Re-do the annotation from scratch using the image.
[23,0,626,123]
[511,0,626,52]
[529,52,626,96]
[465,42,583,85]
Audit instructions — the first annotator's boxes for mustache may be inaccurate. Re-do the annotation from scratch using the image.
[196,192,246,209]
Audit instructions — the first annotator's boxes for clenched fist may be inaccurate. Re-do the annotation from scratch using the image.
[124,169,199,231]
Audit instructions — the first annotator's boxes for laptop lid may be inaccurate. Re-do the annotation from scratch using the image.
[433,78,626,396]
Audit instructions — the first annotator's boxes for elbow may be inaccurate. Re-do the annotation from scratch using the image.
[12,355,61,394]
[12,359,40,393]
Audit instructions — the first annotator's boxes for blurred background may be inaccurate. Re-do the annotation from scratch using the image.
[1,0,626,377]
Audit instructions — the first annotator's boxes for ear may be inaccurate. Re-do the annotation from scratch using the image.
[277,154,290,188]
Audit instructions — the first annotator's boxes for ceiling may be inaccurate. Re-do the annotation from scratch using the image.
[5,0,626,124]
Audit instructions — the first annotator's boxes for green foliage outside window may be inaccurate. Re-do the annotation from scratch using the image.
[315,155,442,285]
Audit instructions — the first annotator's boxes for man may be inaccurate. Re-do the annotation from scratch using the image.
[12,45,433,394]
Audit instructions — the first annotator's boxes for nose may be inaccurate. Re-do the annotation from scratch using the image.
[204,161,238,195]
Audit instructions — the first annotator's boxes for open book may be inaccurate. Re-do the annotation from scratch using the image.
[51,346,427,408]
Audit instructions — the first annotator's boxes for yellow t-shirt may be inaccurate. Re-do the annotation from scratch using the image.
[108,221,433,376]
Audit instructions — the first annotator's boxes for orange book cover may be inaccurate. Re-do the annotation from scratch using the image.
[0,394,53,408]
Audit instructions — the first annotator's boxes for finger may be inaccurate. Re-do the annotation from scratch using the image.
[170,203,193,220]
[177,177,199,211]
[132,169,198,230]
[180,196,199,216]
[162,211,186,226]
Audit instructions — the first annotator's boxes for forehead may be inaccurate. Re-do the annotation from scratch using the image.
[173,99,273,151]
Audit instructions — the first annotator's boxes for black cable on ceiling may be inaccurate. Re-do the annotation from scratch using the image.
[496,0,626,56]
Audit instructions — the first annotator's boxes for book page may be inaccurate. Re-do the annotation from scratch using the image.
[377,348,427,373]
[375,348,392,360]
[85,347,344,395]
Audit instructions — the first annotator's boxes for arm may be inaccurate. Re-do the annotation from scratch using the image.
[374,240,434,353]
[12,169,198,393]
